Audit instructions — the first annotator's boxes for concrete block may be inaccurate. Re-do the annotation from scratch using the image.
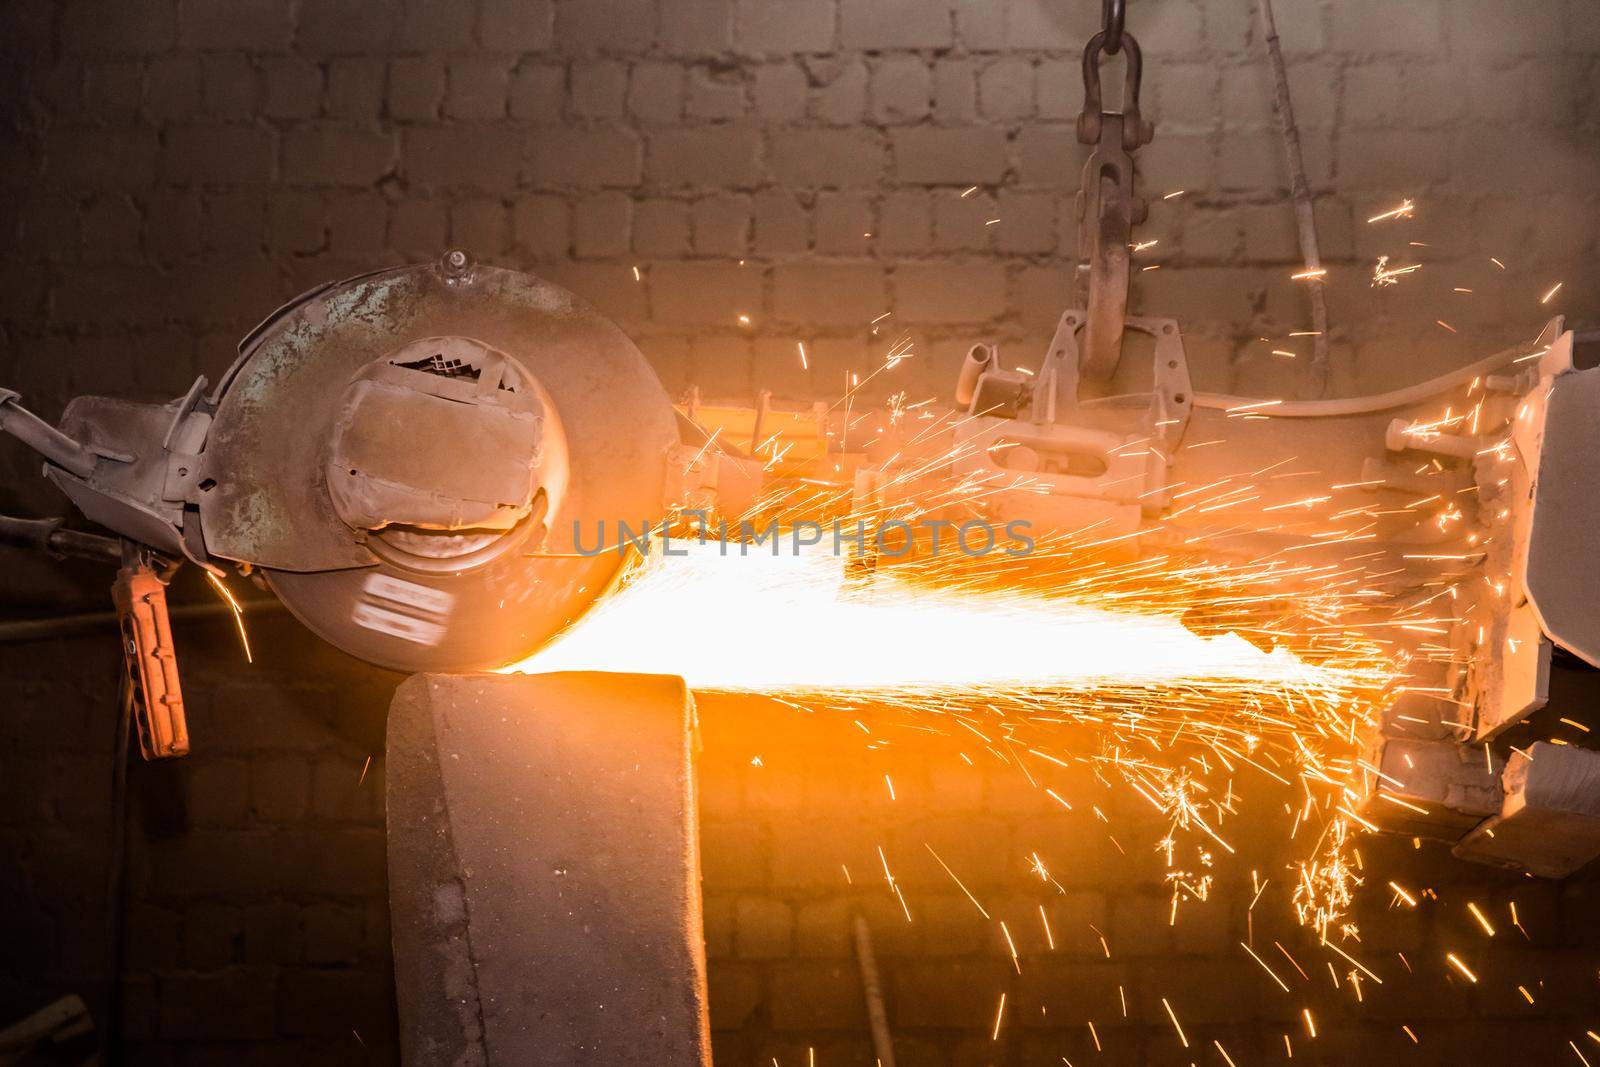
[752,62,807,122]
[554,0,655,53]
[283,127,395,187]
[977,56,1034,122]
[512,195,569,259]
[690,193,752,255]
[933,58,978,124]
[325,59,385,122]
[841,0,954,50]
[480,0,555,51]
[770,128,885,188]
[181,0,291,50]
[878,190,934,253]
[406,125,523,190]
[1454,742,1600,877]
[634,197,692,255]
[297,0,401,54]
[445,58,511,121]
[648,125,763,187]
[752,189,810,254]
[813,191,874,254]
[893,126,1007,185]
[659,0,734,54]
[509,62,566,124]
[687,69,748,120]
[736,0,836,54]
[529,127,643,187]
[1352,735,1504,840]
[653,261,763,325]
[573,192,633,257]
[894,262,1006,324]
[871,56,932,123]
[629,61,687,124]
[809,56,868,126]
[388,56,445,122]
[386,672,711,1066]
[400,0,477,50]
[570,60,628,119]
[773,263,888,326]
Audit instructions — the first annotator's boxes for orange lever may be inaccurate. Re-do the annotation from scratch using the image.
[112,564,189,759]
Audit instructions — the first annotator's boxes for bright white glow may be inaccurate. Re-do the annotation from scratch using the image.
[507,541,1332,694]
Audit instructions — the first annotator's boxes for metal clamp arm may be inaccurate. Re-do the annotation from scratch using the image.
[0,390,100,479]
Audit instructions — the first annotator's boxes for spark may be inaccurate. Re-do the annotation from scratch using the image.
[797,341,809,369]
[631,265,641,281]
[511,541,1362,696]
[1000,920,1021,972]
[205,571,253,664]
[1161,997,1189,1048]
[1241,941,1292,992]
[1541,282,1564,304]
[1436,320,1458,333]
[1163,189,1186,199]
[1371,255,1420,287]
[1290,267,1327,281]
[991,992,1006,1040]
[1466,901,1496,936]
[961,185,979,198]
[1366,199,1415,223]
[1445,952,1478,982]
[925,844,991,919]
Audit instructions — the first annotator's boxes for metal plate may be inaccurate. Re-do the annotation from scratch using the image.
[1524,365,1600,667]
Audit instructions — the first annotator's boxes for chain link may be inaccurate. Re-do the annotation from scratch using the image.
[1101,0,1125,54]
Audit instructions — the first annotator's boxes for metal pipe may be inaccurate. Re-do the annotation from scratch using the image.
[0,514,122,564]
[0,600,285,644]
[1256,0,1332,397]
[0,391,101,479]
[853,915,896,1067]
[954,344,994,408]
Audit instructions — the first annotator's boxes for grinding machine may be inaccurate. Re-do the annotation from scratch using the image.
[4,7,1600,1061]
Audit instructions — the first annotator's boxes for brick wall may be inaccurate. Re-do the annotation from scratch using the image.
[1,0,1599,1063]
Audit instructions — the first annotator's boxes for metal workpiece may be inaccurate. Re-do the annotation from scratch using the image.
[1351,736,1505,841]
[386,672,712,1067]
[1453,743,1600,878]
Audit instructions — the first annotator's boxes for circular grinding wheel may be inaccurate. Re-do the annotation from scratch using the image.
[201,256,679,673]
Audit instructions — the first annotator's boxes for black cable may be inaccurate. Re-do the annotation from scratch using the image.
[100,671,134,1064]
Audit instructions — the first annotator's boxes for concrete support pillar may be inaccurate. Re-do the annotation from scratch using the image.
[386,672,712,1067]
